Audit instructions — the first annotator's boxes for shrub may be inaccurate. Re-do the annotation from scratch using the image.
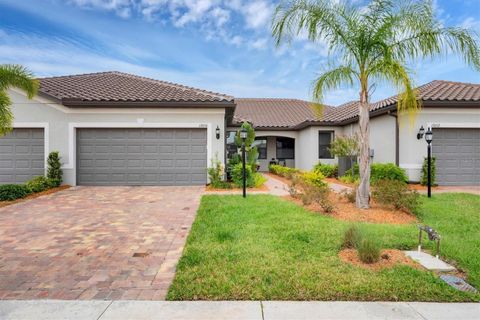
[357,237,381,264]
[47,151,63,187]
[328,134,359,157]
[339,175,359,185]
[370,163,408,183]
[342,225,362,249]
[372,179,422,215]
[313,162,338,178]
[208,155,226,188]
[269,164,299,179]
[0,184,32,201]
[420,157,437,186]
[340,187,356,203]
[26,176,55,193]
[231,163,254,188]
[291,172,333,213]
[253,173,267,188]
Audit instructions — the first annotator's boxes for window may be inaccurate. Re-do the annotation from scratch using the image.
[318,131,334,159]
[226,131,238,159]
[276,137,295,159]
[252,138,267,159]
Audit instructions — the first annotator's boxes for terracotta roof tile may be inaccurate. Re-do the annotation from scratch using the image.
[233,98,336,128]
[39,71,234,104]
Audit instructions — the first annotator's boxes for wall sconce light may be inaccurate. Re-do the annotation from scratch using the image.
[215,126,220,140]
[417,125,425,140]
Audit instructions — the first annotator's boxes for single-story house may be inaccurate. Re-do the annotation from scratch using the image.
[2,71,479,186]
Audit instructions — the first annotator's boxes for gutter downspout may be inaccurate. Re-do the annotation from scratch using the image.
[388,111,399,166]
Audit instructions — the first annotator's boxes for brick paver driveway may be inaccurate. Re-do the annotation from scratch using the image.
[0,186,204,300]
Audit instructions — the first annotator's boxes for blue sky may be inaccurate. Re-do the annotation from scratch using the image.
[0,0,478,105]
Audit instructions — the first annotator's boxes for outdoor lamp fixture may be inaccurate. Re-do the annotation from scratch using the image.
[417,125,425,140]
[215,126,221,140]
[425,127,433,198]
[240,127,248,198]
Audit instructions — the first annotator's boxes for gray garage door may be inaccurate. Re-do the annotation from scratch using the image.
[433,128,480,186]
[76,128,207,186]
[0,128,45,184]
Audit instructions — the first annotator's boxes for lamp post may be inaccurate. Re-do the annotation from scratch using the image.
[240,127,247,198]
[425,127,433,198]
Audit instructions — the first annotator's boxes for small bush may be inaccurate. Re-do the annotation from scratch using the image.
[370,163,408,183]
[208,155,226,188]
[269,164,300,179]
[339,175,359,185]
[231,163,254,188]
[47,151,63,187]
[291,172,333,213]
[372,179,422,215]
[342,225,362,249]
[26,176,55,193]
[253,173,267,188]
[420,157,437,186]
[313,162,338,178]
[0,184,32,201]
[357,237,381,264]
[340,187,356,203]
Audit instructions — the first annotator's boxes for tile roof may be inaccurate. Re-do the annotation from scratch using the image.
[234,80,480,128]
[233,98,337,128]
[38,71,234,105]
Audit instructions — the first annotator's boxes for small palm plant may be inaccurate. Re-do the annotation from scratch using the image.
[0,64,39,136]
[272,0,480,209]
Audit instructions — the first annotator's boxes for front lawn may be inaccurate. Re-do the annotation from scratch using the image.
[167,193,480,301]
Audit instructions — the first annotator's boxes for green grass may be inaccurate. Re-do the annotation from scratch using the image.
[167,193,480,301]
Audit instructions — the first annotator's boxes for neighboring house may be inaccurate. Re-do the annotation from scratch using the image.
[1,71,478,186]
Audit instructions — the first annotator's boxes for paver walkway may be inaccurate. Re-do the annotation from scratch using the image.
[1,300,479,320]
[0,186,204,300]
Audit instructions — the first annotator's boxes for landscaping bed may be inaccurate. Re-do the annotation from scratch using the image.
[168,194,480,301]
[0,185,70,208]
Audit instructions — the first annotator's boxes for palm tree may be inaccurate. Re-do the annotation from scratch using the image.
[272,0,480,209]
[0,64,39,136]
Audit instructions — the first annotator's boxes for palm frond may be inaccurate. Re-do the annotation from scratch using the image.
[312,64,358,103]
[0,91,13,136]
[0,64,39,98]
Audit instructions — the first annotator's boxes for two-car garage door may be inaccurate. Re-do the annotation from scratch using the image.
[76,128,207,186]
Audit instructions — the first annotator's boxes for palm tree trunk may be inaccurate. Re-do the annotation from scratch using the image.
[356,86,370,209]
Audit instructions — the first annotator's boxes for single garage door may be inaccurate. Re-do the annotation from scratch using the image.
[76,128,207,186]
[433,128,480,186]
[0,128,45,184]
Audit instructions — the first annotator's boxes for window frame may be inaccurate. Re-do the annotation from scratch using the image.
[276,137,295,160]
[318,130,335,159]
[252,137,268,160]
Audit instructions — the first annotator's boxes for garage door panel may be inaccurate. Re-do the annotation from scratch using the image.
[76,128,207,185]
[0,128,45,184]
[433,128,479,186]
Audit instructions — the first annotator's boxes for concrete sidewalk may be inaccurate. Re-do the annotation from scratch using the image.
[1,300,479,320]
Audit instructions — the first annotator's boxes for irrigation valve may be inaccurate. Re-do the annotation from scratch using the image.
[418,225,441,259]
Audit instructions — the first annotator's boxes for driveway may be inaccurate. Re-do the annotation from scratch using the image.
[0,186,204,300]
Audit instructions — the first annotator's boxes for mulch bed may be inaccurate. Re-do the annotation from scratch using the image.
[0,185,71,208]
[206,184,269,192]
[339,248,421,271]
[283,192,417,225]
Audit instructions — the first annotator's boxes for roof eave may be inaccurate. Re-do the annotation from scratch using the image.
[60,99,236,108]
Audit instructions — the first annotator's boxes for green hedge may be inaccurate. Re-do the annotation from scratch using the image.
[313,163,338,178]
[420,157,437,186]
[269,164,300,178]
[0,184,32,201]
[342,163,408,183]
[26,176,56,193]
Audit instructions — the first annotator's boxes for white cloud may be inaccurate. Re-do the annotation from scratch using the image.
[242,1,273,30]
[459,17,480,31]
[250,37,268,50]
[69,0,132,18]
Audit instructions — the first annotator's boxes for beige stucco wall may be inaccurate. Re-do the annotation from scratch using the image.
[296,126,344,171]
[9,89,227,186]
[398,107,480,182]
[344,114,397,164]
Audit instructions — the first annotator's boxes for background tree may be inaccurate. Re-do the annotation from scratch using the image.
[235,122,259,172]
[272,0,480,208]
[0,64,39,136]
